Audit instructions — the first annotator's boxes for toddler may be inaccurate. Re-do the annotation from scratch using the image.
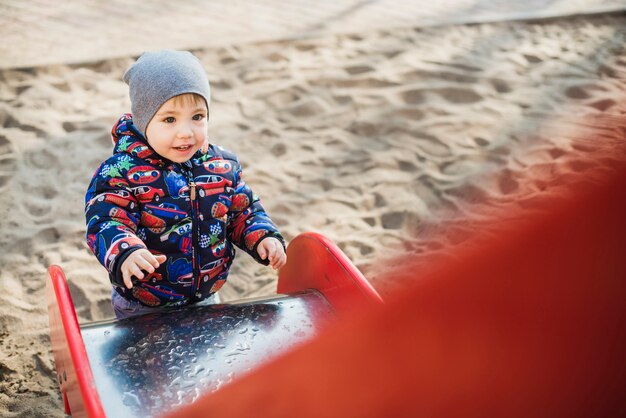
[85,50,286,319]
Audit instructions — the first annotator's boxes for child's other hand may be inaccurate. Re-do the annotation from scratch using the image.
[257,237,286,270]
[120,250,167,289]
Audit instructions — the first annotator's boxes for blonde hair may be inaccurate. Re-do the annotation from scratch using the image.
[170,93,208,111]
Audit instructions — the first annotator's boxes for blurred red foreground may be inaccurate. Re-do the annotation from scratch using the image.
[167,166,626,418]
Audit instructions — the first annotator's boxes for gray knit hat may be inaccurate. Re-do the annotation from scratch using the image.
[123,50,211,136]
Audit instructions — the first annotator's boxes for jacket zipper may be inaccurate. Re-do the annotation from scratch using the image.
[182,164,201,300]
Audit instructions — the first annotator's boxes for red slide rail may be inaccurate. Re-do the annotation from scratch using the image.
[277,232,383,313]
[47,265,106,418]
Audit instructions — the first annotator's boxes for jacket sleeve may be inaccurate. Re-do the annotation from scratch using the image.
[85,161,146,285]
[226,158,285,265]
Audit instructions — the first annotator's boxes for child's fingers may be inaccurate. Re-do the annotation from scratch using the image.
[257,244,267,260]
[276,252,287,269]
[136,256,156,273]
[275,252,287,269]
[269,244,285,269]
[267,244,277,262]
[154,254,167,264]
[123,272,134,289]
[129,264,144,280]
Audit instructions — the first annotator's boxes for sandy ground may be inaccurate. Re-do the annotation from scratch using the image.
[0,12,625,417]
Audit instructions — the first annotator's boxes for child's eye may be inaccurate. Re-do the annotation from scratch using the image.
[164,117,175,123]
[192,114,205,121]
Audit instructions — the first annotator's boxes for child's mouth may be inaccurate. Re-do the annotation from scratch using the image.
[174,145,192,151]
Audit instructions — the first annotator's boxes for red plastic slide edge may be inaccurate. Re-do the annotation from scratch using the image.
[47,265,106,418]
[277,232,383,313]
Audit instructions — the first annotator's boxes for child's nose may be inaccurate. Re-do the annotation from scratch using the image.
[177,123,193,139]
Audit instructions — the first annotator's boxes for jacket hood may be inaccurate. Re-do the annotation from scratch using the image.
[111,114,166,166]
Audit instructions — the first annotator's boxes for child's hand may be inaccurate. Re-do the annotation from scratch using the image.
[257,238,287,270]
[120,249,167,289]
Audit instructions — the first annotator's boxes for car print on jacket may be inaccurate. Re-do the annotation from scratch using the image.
[137,271,163,284]
[88,190,137,211]
[127,141,153,159]
[177,258,228,289]
[160,221,192,243]
[210,278,226,293]
[132,286,161,307]
[231,192,250,212]
[109,178,129,188]
[199,258,226,282]
[85,114,284,308]
[140,211,166,233]
[144,203,186,221]
[109,207,136,230]
[128,166,161,184]
[211,197,230,219]
[211,239,227,257]
[203,158,233,174]
[195,175,233,198]
[141,283,185,301]
[131,185,165,202]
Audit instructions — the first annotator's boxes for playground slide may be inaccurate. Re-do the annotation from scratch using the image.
[47,232,382,418]
[48,168,626,417]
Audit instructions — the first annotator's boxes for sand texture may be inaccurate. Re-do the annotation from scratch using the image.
[0,13,625,417]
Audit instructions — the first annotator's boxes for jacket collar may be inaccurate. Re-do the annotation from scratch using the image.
[111,114,169,167]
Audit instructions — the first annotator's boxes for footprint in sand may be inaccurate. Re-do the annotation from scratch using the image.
[51,81,72,93]
[0,134,17,189]
[62,121,79,133]
[26,147,57,170]
[265,86,306,108]
[564,85,591,99]
[398,159,417,172]
[270,142,287,157]
[490,78,512,94]
[344,65,375,75]
[564,84,608,100]
[87,58,131,75]
[385,106,425,122]
[22,185,59,219]
[0,359,15,381]
[34,226,62,245]
[587,98,616,112]
[434,87,483,104]
[287,98,327,118]
[523,54,543,64]
[0,313,24,334]
[548,147,567,159]
[400,89,426,105]
[0,106,46,137]
[21,150,61,218]
[381,211,405,230]
[343,240,375,257]
[211,79,233,90]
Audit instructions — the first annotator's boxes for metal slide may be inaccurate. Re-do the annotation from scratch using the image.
[47,232,383,418]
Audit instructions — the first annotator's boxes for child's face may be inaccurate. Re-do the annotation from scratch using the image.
[145,95,208,163]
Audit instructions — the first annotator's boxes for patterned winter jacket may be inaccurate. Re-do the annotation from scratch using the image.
[85,114,284,307]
